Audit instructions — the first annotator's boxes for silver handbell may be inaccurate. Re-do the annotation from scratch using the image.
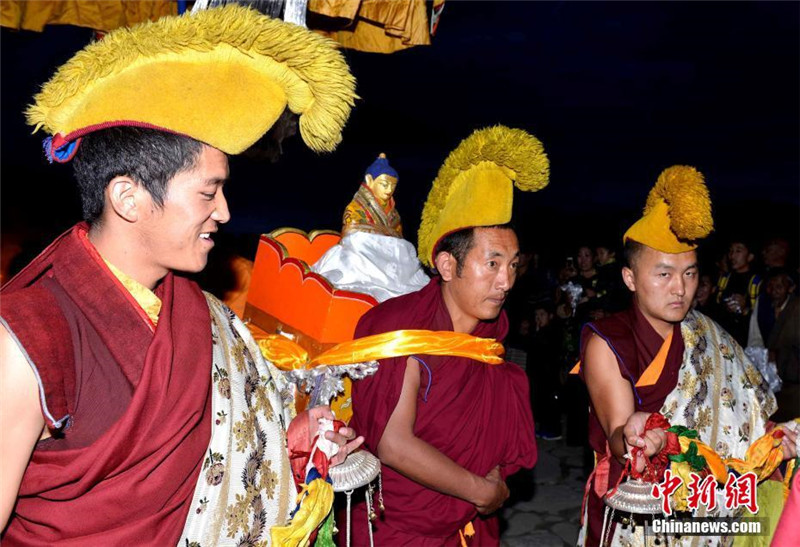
[330,450,382,547]
[604,478,664,514]
[329,450,381,492]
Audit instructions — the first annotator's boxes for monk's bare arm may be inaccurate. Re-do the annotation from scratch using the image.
[583,333,636,464]
[0,325,46,531]
[584,334,666,468]
[377,358,508,514]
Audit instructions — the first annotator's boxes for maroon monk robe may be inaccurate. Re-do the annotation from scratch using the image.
[577,304,684,547]
[1,224,212,546]
[345,278,537,546]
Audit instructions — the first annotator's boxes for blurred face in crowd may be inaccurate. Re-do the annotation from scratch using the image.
[762,239,789,269]
[766,274,794,306]
[728,242,754,273]
[596,246,613,266]
[534,308,552,330]
[577,246,594,273]
[695,274,713,306]
[437,227,520,333]
[622,246,699,337]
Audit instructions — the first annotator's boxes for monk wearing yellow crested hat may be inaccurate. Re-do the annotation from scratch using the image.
[0,6,364,545]
[347,126,548,546]
[574,167,797,546]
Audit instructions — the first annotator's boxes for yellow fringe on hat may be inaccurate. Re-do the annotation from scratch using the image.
[624,165,713,253]
[645,165,713,241]
[27,5,356,153]
[417,125,549,266]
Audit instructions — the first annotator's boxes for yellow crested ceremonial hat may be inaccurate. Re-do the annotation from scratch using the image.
[27,5,356,158]
[417,125,549,267]
[623,165,713,253]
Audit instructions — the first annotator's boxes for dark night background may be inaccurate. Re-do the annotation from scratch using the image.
[2,1,798,276]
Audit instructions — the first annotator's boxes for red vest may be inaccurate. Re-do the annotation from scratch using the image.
[347,278,537,546]
[1,224,212,546]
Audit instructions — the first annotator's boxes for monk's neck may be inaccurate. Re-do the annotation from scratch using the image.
[634,300,675,340]
[88,223,167,290]
[440,285,479,334]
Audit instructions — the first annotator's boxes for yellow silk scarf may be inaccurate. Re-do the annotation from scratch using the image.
[257,329,505,371]
[270,477,334,546]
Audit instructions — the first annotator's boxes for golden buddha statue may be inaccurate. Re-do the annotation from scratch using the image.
[342,153,403,238]
[312,152,429,303]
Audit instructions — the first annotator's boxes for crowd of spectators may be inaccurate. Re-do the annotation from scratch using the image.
[504,235,799,449]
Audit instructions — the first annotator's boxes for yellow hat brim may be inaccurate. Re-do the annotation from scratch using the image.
[426,163,515,260]
[417,126,549,267]
[52,45,294,154]
[623,199,698,253]
[27,5,356,154]
[623,165,713,253]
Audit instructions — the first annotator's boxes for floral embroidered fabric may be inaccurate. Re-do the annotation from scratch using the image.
[582,311,777,547]
[179,294,296,546]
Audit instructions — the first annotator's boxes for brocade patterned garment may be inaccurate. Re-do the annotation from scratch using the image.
[578,311,776,547]
[179,295,296,547]
[342,183,402,238]
[1,224,300,546]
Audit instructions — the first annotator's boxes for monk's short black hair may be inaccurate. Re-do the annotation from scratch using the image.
[623,239,646,269]
[434,223,514,276]
[72,126,205,224]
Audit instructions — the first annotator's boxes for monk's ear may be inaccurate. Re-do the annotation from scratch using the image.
[106,176,143,223]
[621,266,636,292]
[435,251,456,282]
